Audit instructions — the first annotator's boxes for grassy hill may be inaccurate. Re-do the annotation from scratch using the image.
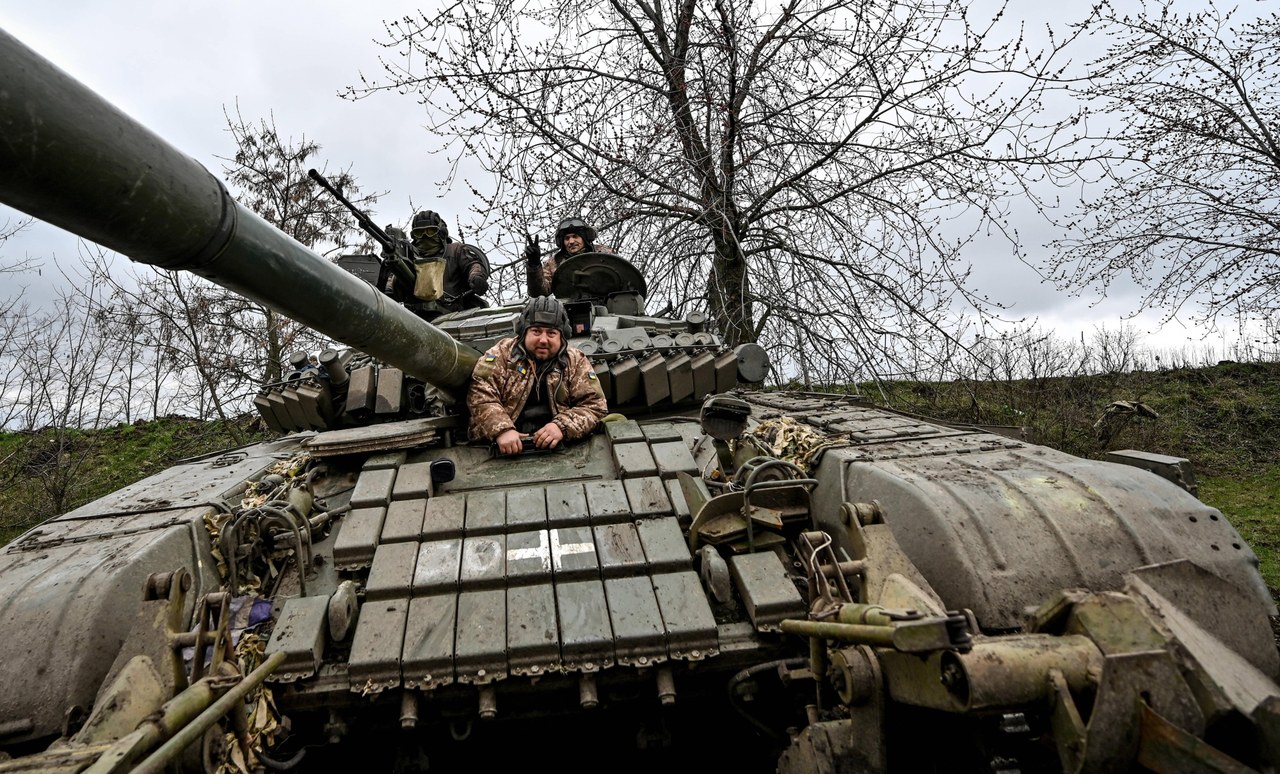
[0,416,271,545]
[1,361,1276,595]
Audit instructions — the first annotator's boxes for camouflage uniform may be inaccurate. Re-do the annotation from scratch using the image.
[525,217,613,296]
[468,336,608,443]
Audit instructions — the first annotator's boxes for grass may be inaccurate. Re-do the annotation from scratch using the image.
[1201,466,1280,597]
[0,416,271,545]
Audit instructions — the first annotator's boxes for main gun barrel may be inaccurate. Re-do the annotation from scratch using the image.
[0,28,479,393]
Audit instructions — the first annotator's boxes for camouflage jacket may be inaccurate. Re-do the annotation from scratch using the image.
[467,337,608,443]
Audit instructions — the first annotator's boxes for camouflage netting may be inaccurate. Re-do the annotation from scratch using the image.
[199,453,312,772]
[737,416,852,473]
[219,631,286,774]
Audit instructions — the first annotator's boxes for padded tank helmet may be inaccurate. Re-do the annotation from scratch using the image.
[554,217,596,253]
[411,210,451,243]
[517,295,572,344]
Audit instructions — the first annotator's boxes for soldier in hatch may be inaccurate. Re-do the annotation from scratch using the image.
[523,216,613,296]
[392,210,490,311]
[468,296,608,454]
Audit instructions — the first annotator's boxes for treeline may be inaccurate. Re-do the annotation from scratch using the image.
[776,320,1279,391]
[0,252,332,434]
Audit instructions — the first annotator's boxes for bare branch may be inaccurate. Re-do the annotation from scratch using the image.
[1043,1,1280,332]
[346,0,1085,377]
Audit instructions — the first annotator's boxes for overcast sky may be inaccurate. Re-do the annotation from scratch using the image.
[0,1,1250,357]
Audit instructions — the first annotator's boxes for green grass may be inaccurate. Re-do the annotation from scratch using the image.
[0,416,271,545]
[1201,466,1280,600]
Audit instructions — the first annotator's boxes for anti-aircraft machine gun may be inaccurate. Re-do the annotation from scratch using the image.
[306,167,418,299]
[0,24,1278,774]
[307,167,482,323]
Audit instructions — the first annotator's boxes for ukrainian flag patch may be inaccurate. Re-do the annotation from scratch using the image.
[484,354,497,362]
[587,370,598,380]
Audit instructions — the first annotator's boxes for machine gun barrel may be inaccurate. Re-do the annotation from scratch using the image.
[307,167,418,292]
[307,168,394,253]
[0,28,479,393]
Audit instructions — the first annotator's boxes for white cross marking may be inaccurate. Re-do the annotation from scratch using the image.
[506,529,595,571]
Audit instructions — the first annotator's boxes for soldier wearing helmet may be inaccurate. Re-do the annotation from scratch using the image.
[468,296,608,454]
[394,210,490,312]
[523,216,613,297]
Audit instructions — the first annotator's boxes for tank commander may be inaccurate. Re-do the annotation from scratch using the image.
[396,210,491,311]
[523,216,613,296]
[468,295,608,454]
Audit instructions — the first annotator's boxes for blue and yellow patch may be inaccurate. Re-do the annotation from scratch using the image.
[587,370,598,380]
[473,353,499,380]
[517,364,528,375]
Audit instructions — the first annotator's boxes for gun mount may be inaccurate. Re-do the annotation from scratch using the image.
[1,24,1278,774]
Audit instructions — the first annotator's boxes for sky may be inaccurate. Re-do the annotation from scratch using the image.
[0,1,1253,360]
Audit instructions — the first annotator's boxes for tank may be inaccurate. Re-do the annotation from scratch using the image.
[1,26,1278,774]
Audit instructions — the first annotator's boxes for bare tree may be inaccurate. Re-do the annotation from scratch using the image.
[0,216,36,275]
[90,294,170,424]
[5,280,133,524]
[0,294,32,430]
[215,107,379,383]
[1089,322,1147,375]
[79,250,248,435]
[350,0,1083,379]
[0,217,38,428]
[1045,1,1280,333]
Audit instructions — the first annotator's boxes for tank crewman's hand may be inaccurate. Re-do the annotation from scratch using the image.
[496,428,525,455]
[470,274,489,295]
[531,421,564,449]
[523,234,541,265]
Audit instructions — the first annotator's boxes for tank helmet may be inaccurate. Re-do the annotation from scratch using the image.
[411,210,450,243]
[517,295,571,344]
[554,217,596,252]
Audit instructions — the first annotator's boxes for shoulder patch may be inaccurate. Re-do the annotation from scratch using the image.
[484,354,497,362]
[587,370,598,380]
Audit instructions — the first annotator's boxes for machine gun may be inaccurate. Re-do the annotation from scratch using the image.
[307,168,417,295]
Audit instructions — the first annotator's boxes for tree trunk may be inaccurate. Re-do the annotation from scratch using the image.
[707,221,754,346]
[262,306,283,384]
